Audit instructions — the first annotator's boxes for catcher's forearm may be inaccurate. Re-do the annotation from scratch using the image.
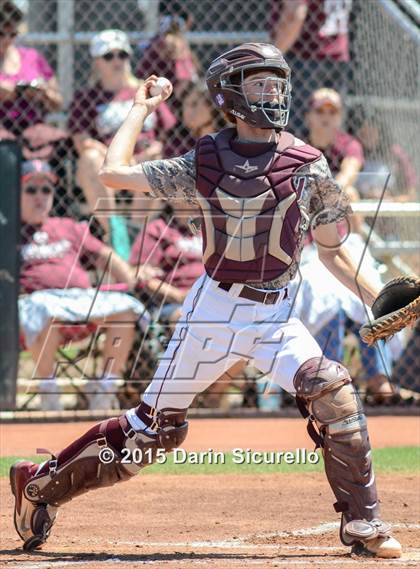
[319,246,379,308]
[103,103,148,168]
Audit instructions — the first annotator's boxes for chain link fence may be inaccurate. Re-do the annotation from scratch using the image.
[2,0,419,410]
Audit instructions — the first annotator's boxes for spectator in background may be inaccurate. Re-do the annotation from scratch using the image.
[271,0,352,135]
[288,244,396,404]
[164,81,226,157]
[19,160,157,411]
[0,1,64,149]
[303,89,395,402]
[348,106,417,201]
[136,15,199,158]
[129,202,204,328]
[182,82,226,140]
[69,29,176,259]
[157,0,194,30]
[391,321,420,394]
[136,15,199,117]
[129,202,244,409]
[305,88,363,196]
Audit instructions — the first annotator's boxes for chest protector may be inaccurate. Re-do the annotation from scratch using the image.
[195,127,321,284]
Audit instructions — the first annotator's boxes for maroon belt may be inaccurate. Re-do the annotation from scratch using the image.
[218,282,287,305]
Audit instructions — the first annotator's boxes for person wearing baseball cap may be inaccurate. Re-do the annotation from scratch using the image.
[306,88,363,193]
[11,42,402,561]
[18,158,152,412]
[309,87,342,112]
[21,159,58,184]
[20,160,58,232]
[68,29,176,261]
[89,29,133,60]
[305,92,396,402]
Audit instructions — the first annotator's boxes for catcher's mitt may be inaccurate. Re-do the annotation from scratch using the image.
[360,276,420,345]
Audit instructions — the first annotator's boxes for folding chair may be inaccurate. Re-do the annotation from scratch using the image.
[18,321,101,410]
[18,283,135,410]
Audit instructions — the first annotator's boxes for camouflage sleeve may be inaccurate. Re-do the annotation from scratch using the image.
[304,154,352,228]
[141,149,198,205]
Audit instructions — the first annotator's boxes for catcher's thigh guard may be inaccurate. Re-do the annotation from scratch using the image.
[294,357,387,544]
[22,407,188,508]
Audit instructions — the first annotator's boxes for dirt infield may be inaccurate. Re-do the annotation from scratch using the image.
[1,416,419,456]
[1,417,419,568]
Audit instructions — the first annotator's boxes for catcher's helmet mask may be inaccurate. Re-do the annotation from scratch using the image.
[206,43,292,130]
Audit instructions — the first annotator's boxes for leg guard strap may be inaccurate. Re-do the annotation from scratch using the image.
[119,407,188,452]
[342,518,391,543]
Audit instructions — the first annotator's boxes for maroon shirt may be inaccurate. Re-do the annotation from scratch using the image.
[311,130,364,175]
[130,218,204,292]
[68,84,176,152]
[390,144,417,192]
[20,217,103,293]
[137,35,198,93]
[0,47,55,134]
[270,0,351,62]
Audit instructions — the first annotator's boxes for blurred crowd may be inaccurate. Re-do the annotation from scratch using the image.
[1,0,418,412]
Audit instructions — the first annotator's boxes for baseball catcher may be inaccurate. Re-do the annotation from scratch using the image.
[11,43,404,558]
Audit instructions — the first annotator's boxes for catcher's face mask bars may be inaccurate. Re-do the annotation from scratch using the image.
[242,74,291,128]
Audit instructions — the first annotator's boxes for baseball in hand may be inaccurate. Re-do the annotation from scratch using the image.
[149,77,172,99]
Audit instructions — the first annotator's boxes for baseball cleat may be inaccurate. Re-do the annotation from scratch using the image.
[342,518,402,558]
[351,535,402,558]
[10,461,58,551]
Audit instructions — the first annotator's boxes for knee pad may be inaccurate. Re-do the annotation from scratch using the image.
[294,357,365,438]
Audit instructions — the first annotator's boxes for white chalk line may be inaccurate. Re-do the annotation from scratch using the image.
[10,557,420,569]
[113,542,343,550]
[68,520,420,550]
[9,522,420,568]
[253,521,420,540]
[253,520,340,539]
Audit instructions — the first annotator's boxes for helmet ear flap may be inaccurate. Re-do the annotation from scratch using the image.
[206,43,292,129]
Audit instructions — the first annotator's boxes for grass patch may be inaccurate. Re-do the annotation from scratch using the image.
[1,446,419,478]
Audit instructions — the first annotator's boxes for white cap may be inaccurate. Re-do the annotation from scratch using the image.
[90,29,132,59]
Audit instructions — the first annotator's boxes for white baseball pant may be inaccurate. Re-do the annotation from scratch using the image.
[130,273,323,414]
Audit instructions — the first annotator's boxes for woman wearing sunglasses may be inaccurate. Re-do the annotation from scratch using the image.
[0,1,63,136]
[69,29,176,260]
[19,159,154,412]
[303,88,395,403]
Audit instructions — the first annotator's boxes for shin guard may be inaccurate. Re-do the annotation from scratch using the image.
[23,406,188,508]
[294,357,391,545]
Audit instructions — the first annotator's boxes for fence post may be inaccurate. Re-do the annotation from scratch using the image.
[0,141,22,411]
[57,0,75,110]
[137,0,159,35]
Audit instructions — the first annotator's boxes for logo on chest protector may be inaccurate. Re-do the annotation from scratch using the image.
[234,159,258,174]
